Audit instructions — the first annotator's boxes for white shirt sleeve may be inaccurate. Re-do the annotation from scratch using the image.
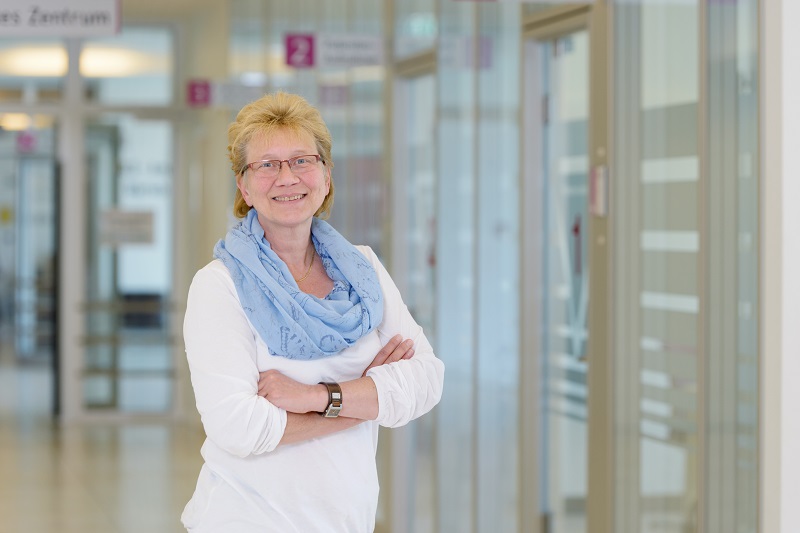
[361,246,446,428]
[183,261,287,457]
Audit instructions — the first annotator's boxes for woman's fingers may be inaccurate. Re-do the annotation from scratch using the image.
[363,335,415,375]
[375,334,404,364]
[388,339,414,363]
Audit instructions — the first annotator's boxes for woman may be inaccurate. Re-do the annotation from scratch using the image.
[182,91,445,532]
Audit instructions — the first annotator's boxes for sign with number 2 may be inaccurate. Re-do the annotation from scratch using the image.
[285,34,315,68]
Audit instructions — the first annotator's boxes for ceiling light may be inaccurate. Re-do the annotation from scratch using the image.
[81,46,168,77]
[0,114,33,131]
[0,47,68,77]
[0,45,168,77]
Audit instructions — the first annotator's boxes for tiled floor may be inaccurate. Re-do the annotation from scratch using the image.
[0,359,204,533]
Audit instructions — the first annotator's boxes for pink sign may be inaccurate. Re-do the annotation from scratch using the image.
[16,131,36,153]
[285,34,315,68]
[187,79,211,108]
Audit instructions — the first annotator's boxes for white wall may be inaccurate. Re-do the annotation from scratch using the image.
[761,1,800,531]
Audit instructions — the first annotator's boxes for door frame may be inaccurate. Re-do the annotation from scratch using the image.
[55,36,186,423]
[520,4,612,532]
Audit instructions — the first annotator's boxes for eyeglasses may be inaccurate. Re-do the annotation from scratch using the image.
[241,154,323,178]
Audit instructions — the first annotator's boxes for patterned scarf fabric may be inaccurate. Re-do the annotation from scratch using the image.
[214,209,384,360]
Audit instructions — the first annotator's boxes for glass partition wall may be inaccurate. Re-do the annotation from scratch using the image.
[0,38,65,417]
[0,121,59,415]
[612,1,759,532]
[392,71,437,533]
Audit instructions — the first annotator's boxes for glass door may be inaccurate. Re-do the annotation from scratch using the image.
[29,25,180,421]
[0,120,59,415]
[524,23,591,533]
[540,30,590,533]
[82,115,175,413]
[389,71,438,533]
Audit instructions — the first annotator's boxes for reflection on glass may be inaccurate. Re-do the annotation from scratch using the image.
[0,124,58,367]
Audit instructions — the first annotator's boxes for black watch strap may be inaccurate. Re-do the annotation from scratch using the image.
[319,382,342,418]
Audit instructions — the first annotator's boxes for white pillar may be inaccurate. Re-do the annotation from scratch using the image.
[761,0,800,531]
[176,2,231,423]
[58,38,86,423]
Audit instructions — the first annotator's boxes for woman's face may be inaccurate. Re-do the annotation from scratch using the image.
[237,127,330,236]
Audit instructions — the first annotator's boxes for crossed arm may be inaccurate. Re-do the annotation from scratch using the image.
[257,334,415,445]
[186,251,443,455]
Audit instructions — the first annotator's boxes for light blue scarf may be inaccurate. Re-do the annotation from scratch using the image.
[213,210,384,360]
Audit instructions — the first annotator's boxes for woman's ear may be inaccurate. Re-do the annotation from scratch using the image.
[237,175,253,206]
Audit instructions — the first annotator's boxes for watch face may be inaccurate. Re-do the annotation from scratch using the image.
[320,382,342,417]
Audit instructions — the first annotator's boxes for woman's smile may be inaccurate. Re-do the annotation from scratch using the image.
[273,193,307,202]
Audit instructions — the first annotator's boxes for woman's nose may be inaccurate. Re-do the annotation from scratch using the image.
[274,162,299,184]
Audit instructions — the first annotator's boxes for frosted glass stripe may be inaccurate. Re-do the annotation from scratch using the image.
[641,368,671,388]
[555,325,588,340]
[555,380,588,399]
[558,155,589,175]
[641,156,698,183]
[640,336,663,351]
[553,353,588,372]
[640,291,699,313]
[640,419,671,441]
[641,230,699,252]
[641,397,673,418]
[555,284,571,300]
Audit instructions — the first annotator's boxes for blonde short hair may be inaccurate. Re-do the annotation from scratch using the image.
[228,91,334,219]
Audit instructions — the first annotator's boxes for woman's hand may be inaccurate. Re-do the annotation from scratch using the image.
[258,334,414,415]
[363,334,415,376]
[258,370,325,414]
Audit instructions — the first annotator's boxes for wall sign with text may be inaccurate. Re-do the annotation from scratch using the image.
[0,0,120,37]
[285,33,383,69]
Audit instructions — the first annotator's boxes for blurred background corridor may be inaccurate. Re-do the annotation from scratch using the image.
[0,0,798,532]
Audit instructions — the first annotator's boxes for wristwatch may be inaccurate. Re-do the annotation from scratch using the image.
[319,382,342,418]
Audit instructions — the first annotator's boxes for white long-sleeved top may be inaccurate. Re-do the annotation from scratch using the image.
[181,245,444,532]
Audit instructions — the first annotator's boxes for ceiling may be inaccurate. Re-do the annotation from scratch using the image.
[120,0,222,22]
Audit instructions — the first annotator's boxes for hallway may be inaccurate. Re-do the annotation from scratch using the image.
[0,357,203,533]
[1,0,798,530]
